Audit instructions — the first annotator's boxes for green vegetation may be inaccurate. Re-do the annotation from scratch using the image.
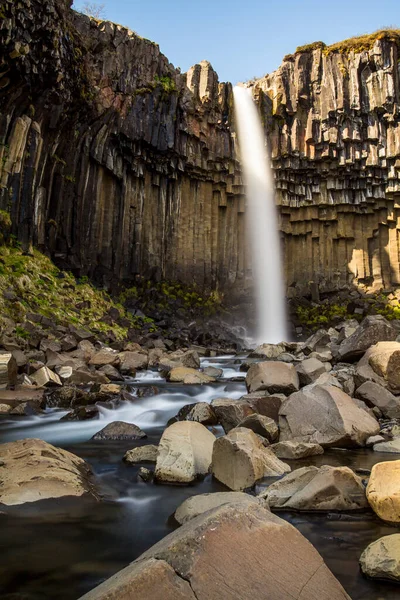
[0,245,151,340]
[120,280,223,317]
[293,28,400,57]
[296,303,348,327]
[154,75,177,94]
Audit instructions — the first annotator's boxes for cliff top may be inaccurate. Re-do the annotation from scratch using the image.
[291,27,400,58]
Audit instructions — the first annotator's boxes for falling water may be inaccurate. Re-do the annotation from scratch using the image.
[233,86,287,344]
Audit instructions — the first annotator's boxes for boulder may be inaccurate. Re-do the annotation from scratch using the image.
[159,350,200,371]
[174,492,260,524]
[296,358,327,386]
[300,329,331,354]
[0,438,98,505]
[124,445,158,464]
[355,381,400,418]
[373,439,400,453]
[155,421,215,483]
[366,435,385,447]
[0,403,12,414]
[92,421,146,441]
[262,465,368,510]
[271,441,324,460]
[168,367,215,384]
[241,391,285,422]
[67,369,109,385]
[279,384,380,447]
[10,400,43,416]
[337,315,397,362]
[79,503,350,600]
[210,398,254,432]
[237,413,278,442]
[202,366,223,378]
[61,406,99,421]
[118,351,148,374]
[367,341,400,393]
[360,534,400,582]
[249,343,286,359]
[169,402,218,426]
[89,349,120,367]
[246,361,299,394]
[367,460,400,523]
[98,364,122,381]
[31,366,62,388]
[212,428,290,491]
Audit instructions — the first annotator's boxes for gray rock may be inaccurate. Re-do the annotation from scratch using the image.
[271,441,324,459]
[174,492,260,524]
[296,358,327,386]
[242,391,286,422]
[212,427,290,491]
[337,315,397,362]
[279,384,380,447]
[246,361,299,394]
[155,421,215,483]
[262,465,368,510]
[237,413,278,442]
[360,534,400,582]
[92,421,147,441]
[124,445,158,464]
[373,438,400,453]
[210,398,254,432]
[355,381,400,418]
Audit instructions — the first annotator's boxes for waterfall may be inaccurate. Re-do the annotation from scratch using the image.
[233,86,287,344]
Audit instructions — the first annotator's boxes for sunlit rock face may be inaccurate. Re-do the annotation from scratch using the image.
[1,1,400,296]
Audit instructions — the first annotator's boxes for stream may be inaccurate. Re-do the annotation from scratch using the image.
[1,355,400,600]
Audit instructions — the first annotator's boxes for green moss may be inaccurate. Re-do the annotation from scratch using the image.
[296,303,348,327]
[294,29,400,58]
[154,75,177,94]
[0,246,146,341]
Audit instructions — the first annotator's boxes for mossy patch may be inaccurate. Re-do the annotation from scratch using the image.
[0,246,149,340]
[293,28,400,58]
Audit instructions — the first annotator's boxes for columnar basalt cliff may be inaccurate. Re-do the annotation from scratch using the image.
[1,0,400,297]
[254,33,400,295]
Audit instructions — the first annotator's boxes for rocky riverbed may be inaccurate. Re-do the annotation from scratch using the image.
[1,315,400,598]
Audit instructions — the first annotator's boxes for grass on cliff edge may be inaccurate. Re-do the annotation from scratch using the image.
[0,245,149,340]
[293,28,400,57]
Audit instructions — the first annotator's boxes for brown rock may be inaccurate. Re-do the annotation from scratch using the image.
[367,460,400,523]
[210,397,254,432]
[92,421,147,441]
[246,361,299,394]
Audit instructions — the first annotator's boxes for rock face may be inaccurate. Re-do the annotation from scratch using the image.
[279,384,380,447]
[212,427,290,490]
[155,421,215,483]
[79,503,351,599]
[0,438,98,505]
[246,361,300,394]
[367,460,400,523]
[360,534,400,582]
[366,342,400,393]
[263,465,368,510]
[174,492,260,524]
[2,3,400,296]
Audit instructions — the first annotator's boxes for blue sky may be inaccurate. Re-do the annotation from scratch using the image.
[72,0,399,83]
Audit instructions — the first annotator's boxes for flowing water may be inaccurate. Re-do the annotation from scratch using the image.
[233,85,288,345]
[1,356,400,600]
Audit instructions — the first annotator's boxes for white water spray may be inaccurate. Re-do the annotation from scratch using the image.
[233,86,287,344]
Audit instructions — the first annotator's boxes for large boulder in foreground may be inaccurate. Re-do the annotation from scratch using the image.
[279,384,380,447]
[174,492,260,524]
[212,427,290,490]
[246,361,299,394]
[360,534,400,582]
[79,503,351,599]
[337,315,397,362]
[367,460,400,523]
[155,421,215,483]
[0,438,98,506]
[262,465,367,511]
